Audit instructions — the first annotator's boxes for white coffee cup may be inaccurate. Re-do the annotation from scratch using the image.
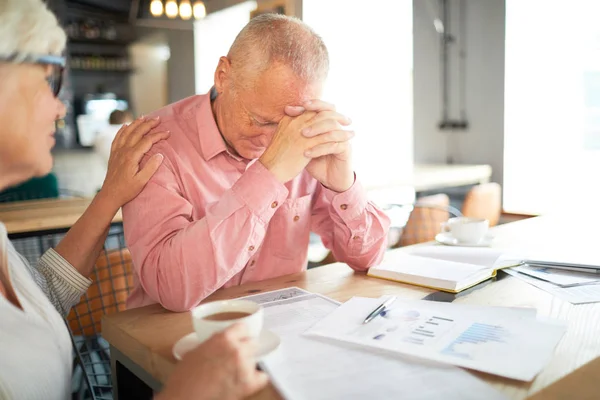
[191,299,263,343]
[441,217,489,243]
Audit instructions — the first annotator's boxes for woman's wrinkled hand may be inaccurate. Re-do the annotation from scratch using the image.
[99,116,170,209]
[156,323,269,400]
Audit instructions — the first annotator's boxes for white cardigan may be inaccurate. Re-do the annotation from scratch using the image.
[0,223,91,400]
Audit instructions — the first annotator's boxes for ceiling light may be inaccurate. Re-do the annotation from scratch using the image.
[179,0,192,20]
[150,0,164,17]
[165,0,179,19]
[193,1,206,19]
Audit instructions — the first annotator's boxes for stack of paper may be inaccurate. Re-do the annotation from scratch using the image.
[523,251,600,272]
[500,250,600,304]
[304,296,566,382]
[504,268,600,304]
[511,265,600,287]
[240,288,507,400]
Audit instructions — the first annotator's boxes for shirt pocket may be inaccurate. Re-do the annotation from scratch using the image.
[269,194,312,260]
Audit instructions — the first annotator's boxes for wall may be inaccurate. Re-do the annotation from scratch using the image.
[129,38,169,116]
[166,29,197,103]
[194,1,258,94]
[303,0,414,190]
[413,0,506,185]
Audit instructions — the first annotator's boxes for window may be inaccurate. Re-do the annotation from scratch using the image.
[194,1,414,191]
[194,1,257,94]
[504,0,600,214]
[303,0,414,189]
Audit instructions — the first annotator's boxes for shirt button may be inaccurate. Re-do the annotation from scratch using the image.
[250,260,256,266]
[353,236,361,240]
[248,245,255,251]
[293,215,300,222]
[271,201,278,208]
[340,204,348,210]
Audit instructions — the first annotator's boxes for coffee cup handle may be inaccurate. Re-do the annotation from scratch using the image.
[441,222,451,233]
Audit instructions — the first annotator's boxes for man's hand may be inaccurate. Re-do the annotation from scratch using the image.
[156,324,268,400]
[259,107,353,185]
[285,100,355,192]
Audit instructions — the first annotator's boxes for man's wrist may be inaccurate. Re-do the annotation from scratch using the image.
[257,158,287,184]
[323,172,355,193]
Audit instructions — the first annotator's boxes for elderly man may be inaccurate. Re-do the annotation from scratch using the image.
[123,14,391,312]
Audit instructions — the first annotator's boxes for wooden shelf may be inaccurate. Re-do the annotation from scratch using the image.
[70,68,133,73]
[68,37,134,46]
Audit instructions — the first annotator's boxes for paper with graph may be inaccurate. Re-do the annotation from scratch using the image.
[305,297,566,381]
[247,292,508,400]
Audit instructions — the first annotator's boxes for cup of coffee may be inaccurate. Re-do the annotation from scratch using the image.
[191,299,263,343]
[441,217,489,243]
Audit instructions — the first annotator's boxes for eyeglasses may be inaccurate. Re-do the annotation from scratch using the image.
[0,53,66,97]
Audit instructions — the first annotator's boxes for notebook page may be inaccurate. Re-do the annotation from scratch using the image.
[407,246,508,268]
[373,253,489,283]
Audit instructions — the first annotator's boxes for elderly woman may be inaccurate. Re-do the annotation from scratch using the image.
[0,0,267,399]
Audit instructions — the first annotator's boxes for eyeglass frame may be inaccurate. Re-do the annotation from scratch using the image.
[0,53,66,97]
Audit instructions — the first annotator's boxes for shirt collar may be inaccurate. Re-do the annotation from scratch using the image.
[196,87,228,161]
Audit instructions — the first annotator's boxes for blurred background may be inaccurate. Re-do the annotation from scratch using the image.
[3,0,600,252]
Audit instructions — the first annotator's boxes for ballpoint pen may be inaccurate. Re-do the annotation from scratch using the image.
[362,296,396,324]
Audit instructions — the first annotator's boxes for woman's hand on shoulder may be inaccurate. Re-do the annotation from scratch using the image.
[99,116,170,209]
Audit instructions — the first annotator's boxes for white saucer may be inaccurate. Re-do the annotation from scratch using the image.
[435,232,494,247]
[173,329,281,361]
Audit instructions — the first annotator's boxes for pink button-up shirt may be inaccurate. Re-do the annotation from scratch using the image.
[123,93,390,312]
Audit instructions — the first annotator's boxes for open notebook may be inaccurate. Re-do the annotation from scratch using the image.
[367,247,522,293]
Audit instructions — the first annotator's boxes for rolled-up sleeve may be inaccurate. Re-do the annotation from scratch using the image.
[31,248,91,317]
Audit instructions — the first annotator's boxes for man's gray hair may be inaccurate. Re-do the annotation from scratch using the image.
[228,13,329,85]
[0,0,66,61]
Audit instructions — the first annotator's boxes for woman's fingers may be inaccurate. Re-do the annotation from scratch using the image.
[131,131,170,160]
[244,370,269,396]
[136,153,164,185]
[114,117,145,147]
[127,117,161,146]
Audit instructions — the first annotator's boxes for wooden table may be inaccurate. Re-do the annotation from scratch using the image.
[103,216,600,399]
[0,197,122,238]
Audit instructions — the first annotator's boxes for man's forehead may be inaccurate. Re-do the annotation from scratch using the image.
[241,64,321,119]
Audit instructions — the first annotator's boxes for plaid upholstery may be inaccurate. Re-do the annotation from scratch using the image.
[67,248,133,337]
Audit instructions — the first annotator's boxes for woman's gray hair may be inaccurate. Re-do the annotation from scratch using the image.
[228,13,329,86]
[0,0,66,61]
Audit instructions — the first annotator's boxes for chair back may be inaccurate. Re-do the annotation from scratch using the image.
[462,183,502,227]
[0,173,59,203]
[399,194,459,246]
[67,247,134,337]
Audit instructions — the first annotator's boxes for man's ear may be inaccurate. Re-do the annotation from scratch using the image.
[214,56,232,94]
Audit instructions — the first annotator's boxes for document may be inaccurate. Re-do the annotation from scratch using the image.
[505,269,600,304]
[245,291,507,400]
[511,265,600,287]
[407,246,513,268]
[239,286,312,304]
[305,297,565,382]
